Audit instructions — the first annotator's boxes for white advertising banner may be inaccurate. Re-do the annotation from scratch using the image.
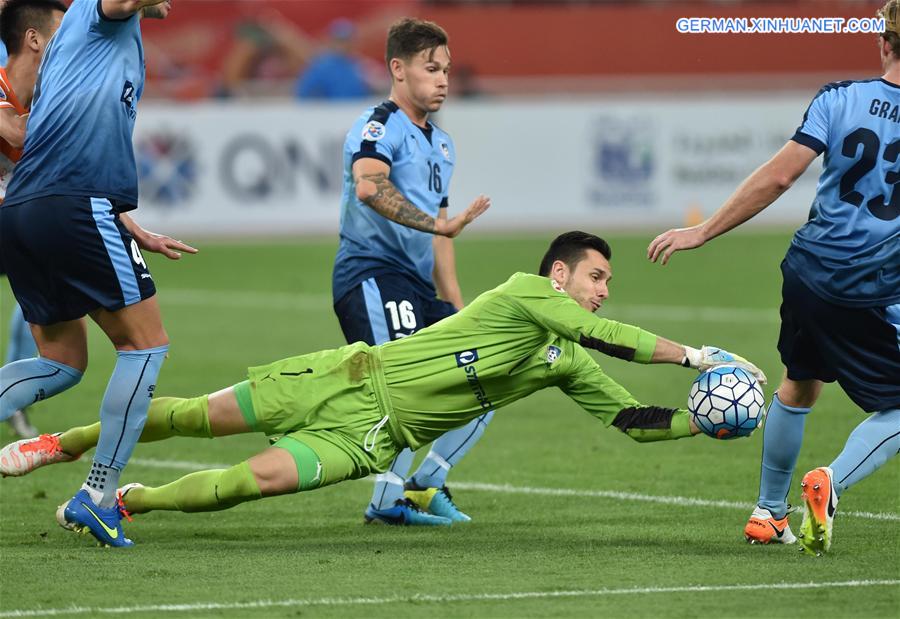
[133,95,821,236]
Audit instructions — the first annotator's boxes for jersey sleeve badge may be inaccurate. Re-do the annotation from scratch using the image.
[440,141,451,160]
[362,120,386,141]
[546,345,562,365]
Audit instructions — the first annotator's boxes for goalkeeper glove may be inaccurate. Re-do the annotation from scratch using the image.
[682,345,768,384]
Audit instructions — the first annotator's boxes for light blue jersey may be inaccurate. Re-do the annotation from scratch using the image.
[332,100,456,302]
[3,0,144,209]
[786,79,900,307]
[0,41,7,66]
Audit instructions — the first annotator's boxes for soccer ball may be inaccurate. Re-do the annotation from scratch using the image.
[688,365,765,439]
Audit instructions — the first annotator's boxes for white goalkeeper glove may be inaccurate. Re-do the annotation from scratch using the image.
[682,345,768,385]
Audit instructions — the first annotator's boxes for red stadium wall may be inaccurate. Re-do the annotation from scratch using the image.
[141,1,887,90]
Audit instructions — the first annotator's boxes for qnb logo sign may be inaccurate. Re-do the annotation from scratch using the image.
[455,349,479,367]
[220,134,342,201]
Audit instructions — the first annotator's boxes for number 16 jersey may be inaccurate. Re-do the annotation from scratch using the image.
[787,78,900,307]
[333,100,456,304]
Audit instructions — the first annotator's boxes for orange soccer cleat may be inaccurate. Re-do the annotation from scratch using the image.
[744,506,797,544]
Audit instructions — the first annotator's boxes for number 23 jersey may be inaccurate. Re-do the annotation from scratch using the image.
[787,78,900,307]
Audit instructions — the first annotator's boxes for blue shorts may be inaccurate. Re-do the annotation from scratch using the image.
[0,196,156,325]
[778,262,900,412]
[333,272,456,345]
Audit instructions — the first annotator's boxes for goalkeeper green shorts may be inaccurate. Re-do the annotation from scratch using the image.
[235,342,401,491]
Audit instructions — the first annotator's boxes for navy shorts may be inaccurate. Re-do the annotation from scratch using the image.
[0,196,156,325]
[334,273,457,345]
[778,262,900,412]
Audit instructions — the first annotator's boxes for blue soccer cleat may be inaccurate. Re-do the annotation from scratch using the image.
[364,498,452,526]
[404,483,472,523]
[56,489,134,548]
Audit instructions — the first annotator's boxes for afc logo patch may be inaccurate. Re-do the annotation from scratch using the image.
[362,120,386,141]
[455,349,479,367]
[545,345,562,365]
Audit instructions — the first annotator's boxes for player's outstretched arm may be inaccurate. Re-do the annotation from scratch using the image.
[560,350,701,442]
[101,0,169,20]
[118,213,198,260]
[654,336,768,384]
[647,140,818,265]
[353,157,490,237]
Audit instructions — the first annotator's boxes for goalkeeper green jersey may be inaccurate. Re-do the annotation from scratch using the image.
[371,272,691,450]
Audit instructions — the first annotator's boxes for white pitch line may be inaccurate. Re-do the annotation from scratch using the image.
[159,288,779,323]
[128,458,900,522]
[1,580,897,618]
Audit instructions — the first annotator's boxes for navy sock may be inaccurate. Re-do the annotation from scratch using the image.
[758,394,810,518]
[0,357,83,421]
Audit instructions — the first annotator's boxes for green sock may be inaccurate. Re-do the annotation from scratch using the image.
[58,396,212,456]
[125,461,262,513]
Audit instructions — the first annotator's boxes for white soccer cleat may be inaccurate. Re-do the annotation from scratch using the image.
[0,433,77,477]
[744,506,797,544]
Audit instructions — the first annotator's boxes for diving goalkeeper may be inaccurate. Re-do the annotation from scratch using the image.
[0,231,766,547]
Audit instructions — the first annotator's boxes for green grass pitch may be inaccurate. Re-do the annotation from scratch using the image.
[1,231,897,618]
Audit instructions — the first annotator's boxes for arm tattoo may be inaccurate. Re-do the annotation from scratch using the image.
[359,172,436,233]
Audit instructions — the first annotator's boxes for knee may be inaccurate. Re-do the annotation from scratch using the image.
[775,380,820,409]
[115,330,169,352]
[37,345,88,373]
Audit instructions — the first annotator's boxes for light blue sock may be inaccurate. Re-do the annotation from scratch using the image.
[6,304,38,363]
[758,394,810,518]
[92,345,168,506]
[411,411,494,488]
[370,448,415,510]
[829,409,900,497]
[0,357,83,421]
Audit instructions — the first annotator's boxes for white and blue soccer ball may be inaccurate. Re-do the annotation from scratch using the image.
[688,365,765,439]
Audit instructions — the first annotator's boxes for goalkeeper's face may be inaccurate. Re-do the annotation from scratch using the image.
[554,249,612,313]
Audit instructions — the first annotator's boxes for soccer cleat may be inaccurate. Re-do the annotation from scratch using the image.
[364,498,452,526]
[404,483,472,523]
[57,489,134,548]
[7,410,38,439]
[798,466,838,556]
[0,433,77,477]
[744,506,797,544]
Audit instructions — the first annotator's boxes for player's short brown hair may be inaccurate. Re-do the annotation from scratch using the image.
[538,231,612,277]
[385,18,448,68]
[878,0,900,58]
[0,0,66,55]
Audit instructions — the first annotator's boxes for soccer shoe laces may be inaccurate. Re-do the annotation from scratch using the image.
[116,492,133,523]
[20,433,63,456]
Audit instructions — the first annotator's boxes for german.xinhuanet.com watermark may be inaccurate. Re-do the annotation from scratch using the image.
[676,17,886,34]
